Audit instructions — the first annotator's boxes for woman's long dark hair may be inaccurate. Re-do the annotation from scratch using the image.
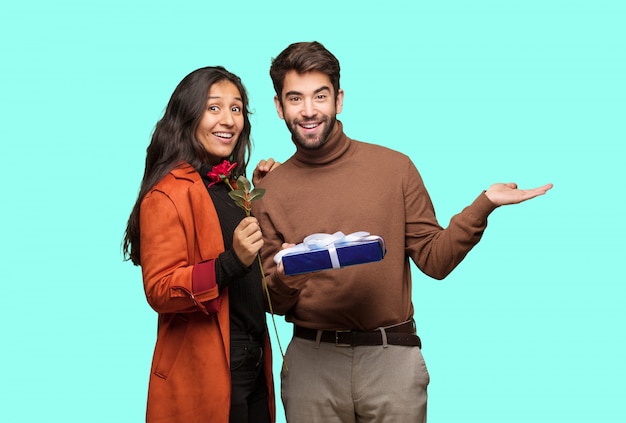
[123,66,252,265]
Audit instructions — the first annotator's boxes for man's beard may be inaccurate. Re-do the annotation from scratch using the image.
[288,116,336,150]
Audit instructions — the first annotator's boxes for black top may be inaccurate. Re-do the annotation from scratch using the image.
[199,165,265,342]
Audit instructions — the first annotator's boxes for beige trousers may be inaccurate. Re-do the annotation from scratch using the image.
[281,336,430,423]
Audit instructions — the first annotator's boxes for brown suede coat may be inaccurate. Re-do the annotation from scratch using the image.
[139,164,275,423]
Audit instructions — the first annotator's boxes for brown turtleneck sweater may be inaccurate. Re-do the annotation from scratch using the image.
[253,120,497,331]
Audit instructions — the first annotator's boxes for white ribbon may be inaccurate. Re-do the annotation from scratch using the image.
[273,231,385,269]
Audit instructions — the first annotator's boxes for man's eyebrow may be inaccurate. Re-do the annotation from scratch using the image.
[314,86,331,94]
[284,86,331,97]
[284,90,302,97]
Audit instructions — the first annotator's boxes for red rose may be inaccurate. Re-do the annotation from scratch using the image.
[207,160,237,187]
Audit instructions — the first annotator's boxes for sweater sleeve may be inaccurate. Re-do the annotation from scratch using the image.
[213,249,251,290]
[404,160,498,279]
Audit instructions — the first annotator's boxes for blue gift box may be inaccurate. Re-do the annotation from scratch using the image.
[275,232,386,276]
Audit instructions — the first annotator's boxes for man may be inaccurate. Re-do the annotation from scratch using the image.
[253,41,552,423]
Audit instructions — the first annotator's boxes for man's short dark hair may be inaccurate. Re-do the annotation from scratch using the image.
[270,41,341,102]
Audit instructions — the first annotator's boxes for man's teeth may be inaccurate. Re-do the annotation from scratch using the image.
[301,123,319,129]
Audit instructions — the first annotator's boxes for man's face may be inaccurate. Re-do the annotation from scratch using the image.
[275,70,344,150]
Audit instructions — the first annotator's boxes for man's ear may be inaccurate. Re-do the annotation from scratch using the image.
[335,89,344,114]
[274,95,285,120]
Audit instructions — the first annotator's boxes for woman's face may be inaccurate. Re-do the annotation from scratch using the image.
[195,80,245,163]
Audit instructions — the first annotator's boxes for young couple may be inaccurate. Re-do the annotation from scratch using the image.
[124,41,552,423]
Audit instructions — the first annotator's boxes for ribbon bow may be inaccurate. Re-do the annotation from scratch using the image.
[273,231,385,270]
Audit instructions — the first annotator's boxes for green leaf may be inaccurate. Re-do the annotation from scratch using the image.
[228,191,247,201]
[237,175,251,192]
[248,188,265,201]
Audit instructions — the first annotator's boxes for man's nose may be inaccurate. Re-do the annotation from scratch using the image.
[301,98,316,117]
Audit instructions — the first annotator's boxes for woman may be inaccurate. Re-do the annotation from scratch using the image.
[123,66,277,423]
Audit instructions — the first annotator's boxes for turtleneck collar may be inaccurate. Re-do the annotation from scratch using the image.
[292,120,351,166]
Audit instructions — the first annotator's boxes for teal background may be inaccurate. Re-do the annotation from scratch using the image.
[1,0,624,421]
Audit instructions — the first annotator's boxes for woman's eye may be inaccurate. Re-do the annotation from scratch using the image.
[208,106,219,112]
[232,106,241,112]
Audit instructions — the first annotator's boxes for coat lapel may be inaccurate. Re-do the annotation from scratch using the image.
[169,164,226,262]
[188,177,225,262]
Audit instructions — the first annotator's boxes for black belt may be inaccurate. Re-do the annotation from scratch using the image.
[293,320,421,348]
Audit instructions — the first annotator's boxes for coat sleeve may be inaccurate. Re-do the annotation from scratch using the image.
[140,189,221,314]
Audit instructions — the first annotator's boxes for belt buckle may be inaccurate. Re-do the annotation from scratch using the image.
[334,330,352,347]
